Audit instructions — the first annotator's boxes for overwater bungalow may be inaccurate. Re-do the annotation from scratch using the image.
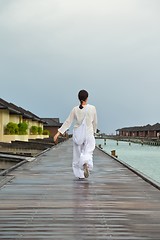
[0,98,49,142]
[116,123,160,139]
[41,118,63,139]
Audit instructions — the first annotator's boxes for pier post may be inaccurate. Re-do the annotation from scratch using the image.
[111,150,116,157]
[98,144,102,149]
[111,149,118,158]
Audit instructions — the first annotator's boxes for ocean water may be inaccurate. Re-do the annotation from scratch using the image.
[96,139,160,184]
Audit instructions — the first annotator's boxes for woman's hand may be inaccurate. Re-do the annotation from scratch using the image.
[54,131,60,143]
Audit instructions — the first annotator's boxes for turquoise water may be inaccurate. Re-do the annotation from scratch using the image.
[96,139,160,184]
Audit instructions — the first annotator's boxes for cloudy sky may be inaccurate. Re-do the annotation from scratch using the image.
[0,0,160,134]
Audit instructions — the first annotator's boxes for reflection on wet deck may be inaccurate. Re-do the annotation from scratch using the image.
[0,139,160,239]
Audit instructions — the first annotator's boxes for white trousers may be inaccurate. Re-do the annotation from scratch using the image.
[72,134,95,178]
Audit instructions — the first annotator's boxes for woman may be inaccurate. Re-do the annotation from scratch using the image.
[54,89,97,180]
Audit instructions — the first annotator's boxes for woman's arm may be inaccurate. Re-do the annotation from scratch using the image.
[54,131,61,143]
[54,107,75,143]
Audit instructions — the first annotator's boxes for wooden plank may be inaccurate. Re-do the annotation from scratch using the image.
[0,139,160,239]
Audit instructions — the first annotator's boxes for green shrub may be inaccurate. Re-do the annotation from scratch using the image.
[30,126,38,135]
[43,129,49,135]
[5,122,19,135]
[18,122,28,135]
[38,127,43,135]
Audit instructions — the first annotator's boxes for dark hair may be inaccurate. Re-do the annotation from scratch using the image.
[78,90,88,109]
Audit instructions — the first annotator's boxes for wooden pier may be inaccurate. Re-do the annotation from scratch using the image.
[0,139,160,239]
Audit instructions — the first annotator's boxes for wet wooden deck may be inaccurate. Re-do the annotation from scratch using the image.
[0,139,160,239]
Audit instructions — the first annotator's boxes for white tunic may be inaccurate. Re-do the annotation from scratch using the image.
[58,104,97,136]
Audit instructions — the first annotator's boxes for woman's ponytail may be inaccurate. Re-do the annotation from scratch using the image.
[78,90,88,109]
[79,100,83,109]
